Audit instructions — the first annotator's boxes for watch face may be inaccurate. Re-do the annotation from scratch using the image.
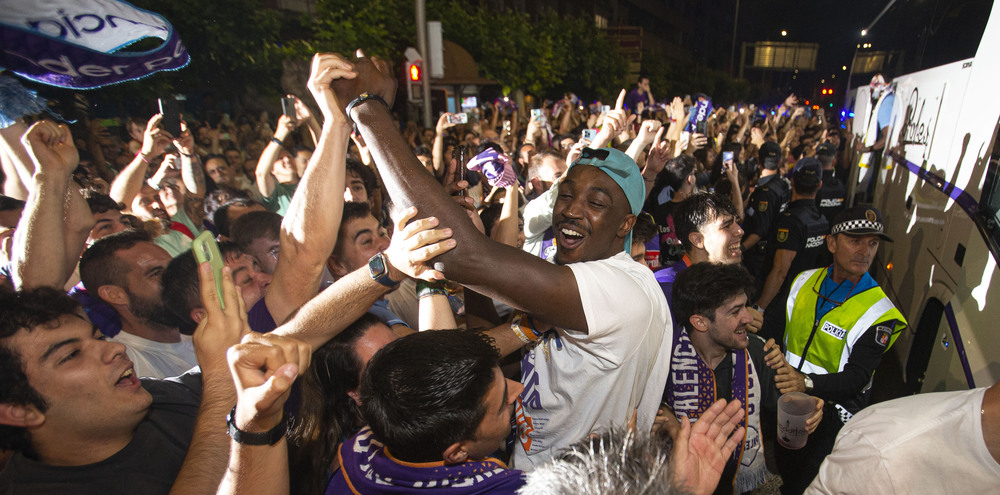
[369,253,386,275]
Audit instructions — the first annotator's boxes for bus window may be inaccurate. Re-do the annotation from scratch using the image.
[976,123,1000,263]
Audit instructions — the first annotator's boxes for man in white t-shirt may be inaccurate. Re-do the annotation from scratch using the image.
[79,230,197,378]
[806,378,1000,494]
[335,62,670,469]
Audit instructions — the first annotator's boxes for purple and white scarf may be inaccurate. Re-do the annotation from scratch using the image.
[327,427,526,494]
[664,328,766,493]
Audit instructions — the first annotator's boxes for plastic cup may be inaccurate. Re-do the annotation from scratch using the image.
[777,392,815,450]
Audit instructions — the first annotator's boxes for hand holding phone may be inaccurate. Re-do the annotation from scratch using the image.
[193,231,226,309]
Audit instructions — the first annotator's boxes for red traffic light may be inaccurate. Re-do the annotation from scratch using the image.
[408,63,421,81]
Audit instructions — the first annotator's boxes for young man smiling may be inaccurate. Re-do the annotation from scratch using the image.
[661,262,823,495]
[332,54,670,469]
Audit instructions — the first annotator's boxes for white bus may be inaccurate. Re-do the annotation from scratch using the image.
[848,0,1000,394]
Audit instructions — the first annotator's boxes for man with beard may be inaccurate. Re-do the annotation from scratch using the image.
[79,230,196,378]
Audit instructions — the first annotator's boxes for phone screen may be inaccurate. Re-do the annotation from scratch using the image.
[158,98,181,136]
[723,151,734,162]
[281,96,296,123]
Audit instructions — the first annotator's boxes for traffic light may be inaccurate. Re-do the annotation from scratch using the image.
[404,47,423,102]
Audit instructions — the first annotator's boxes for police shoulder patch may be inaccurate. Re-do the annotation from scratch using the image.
[776,228,789,243]
[758,200,768,212]
[875,325,893,347]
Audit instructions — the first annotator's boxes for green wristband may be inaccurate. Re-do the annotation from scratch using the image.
[416,280,449,299]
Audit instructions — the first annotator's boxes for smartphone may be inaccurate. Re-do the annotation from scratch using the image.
[158,97,181,136]
[461,96,478,109]
[281,96,297,123]
[531,108,544,120]
[582,129,597,141]
[447,113,468,125]
[695,120,707,135]
[192,231,226,309]
[451,145,466,197]
[723,151,735,163]
[219,132,231,141]
[600,105,611,114]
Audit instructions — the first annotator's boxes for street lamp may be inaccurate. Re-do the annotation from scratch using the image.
[781,30,788,37]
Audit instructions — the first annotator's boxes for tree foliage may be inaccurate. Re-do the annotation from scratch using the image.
[80,0,633,107]
[127,0,285,95]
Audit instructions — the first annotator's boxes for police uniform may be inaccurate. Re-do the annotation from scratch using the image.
[742,142,791,283]
[759,197,828,341]
[816,169,846,224]
[815,142,846,225]
[774,206,908,494]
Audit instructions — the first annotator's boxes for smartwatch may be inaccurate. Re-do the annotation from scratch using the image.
[803,375,814,393]
[368,251,399,287]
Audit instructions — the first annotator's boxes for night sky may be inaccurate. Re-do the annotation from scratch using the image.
[737,0,992,93]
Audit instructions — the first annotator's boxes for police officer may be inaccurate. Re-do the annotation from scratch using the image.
[753,157,828,342]
[814,142,846,225]
[771,206,907,494]
[741,141,790,283]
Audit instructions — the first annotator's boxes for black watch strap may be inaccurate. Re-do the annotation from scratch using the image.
[226,405,287,446]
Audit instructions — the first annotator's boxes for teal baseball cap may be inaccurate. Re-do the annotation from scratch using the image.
[569,147,644,254]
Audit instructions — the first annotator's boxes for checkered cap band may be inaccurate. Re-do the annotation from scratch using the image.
[835,403,853,424]
[831,219,883,236]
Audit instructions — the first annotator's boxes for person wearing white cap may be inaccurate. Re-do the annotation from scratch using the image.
[770,205,908,494]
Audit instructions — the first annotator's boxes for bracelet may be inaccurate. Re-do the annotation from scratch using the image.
[137,152,151,164]
[416,280,449,299]
[346,92,390,120]
[510,312,542,345]
[270,136,284,147]
[226,405,287,446]
[751,304,765,314]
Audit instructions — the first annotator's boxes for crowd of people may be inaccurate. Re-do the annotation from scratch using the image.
[0,49,998,495]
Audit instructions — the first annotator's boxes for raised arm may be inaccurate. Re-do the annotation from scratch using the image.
[264,54,354,325]
[642,127,670,200]
[432,112,457,180]
[293,95,322,149]
[217,332,310,495]
[254,118,288,199]
[0,120,36,198]
[170,262,249,495]
[173,122,204,197]
[12,121,90,289]
[492,185,520,247]
[335,54,589,331]
[110,114,171,207]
